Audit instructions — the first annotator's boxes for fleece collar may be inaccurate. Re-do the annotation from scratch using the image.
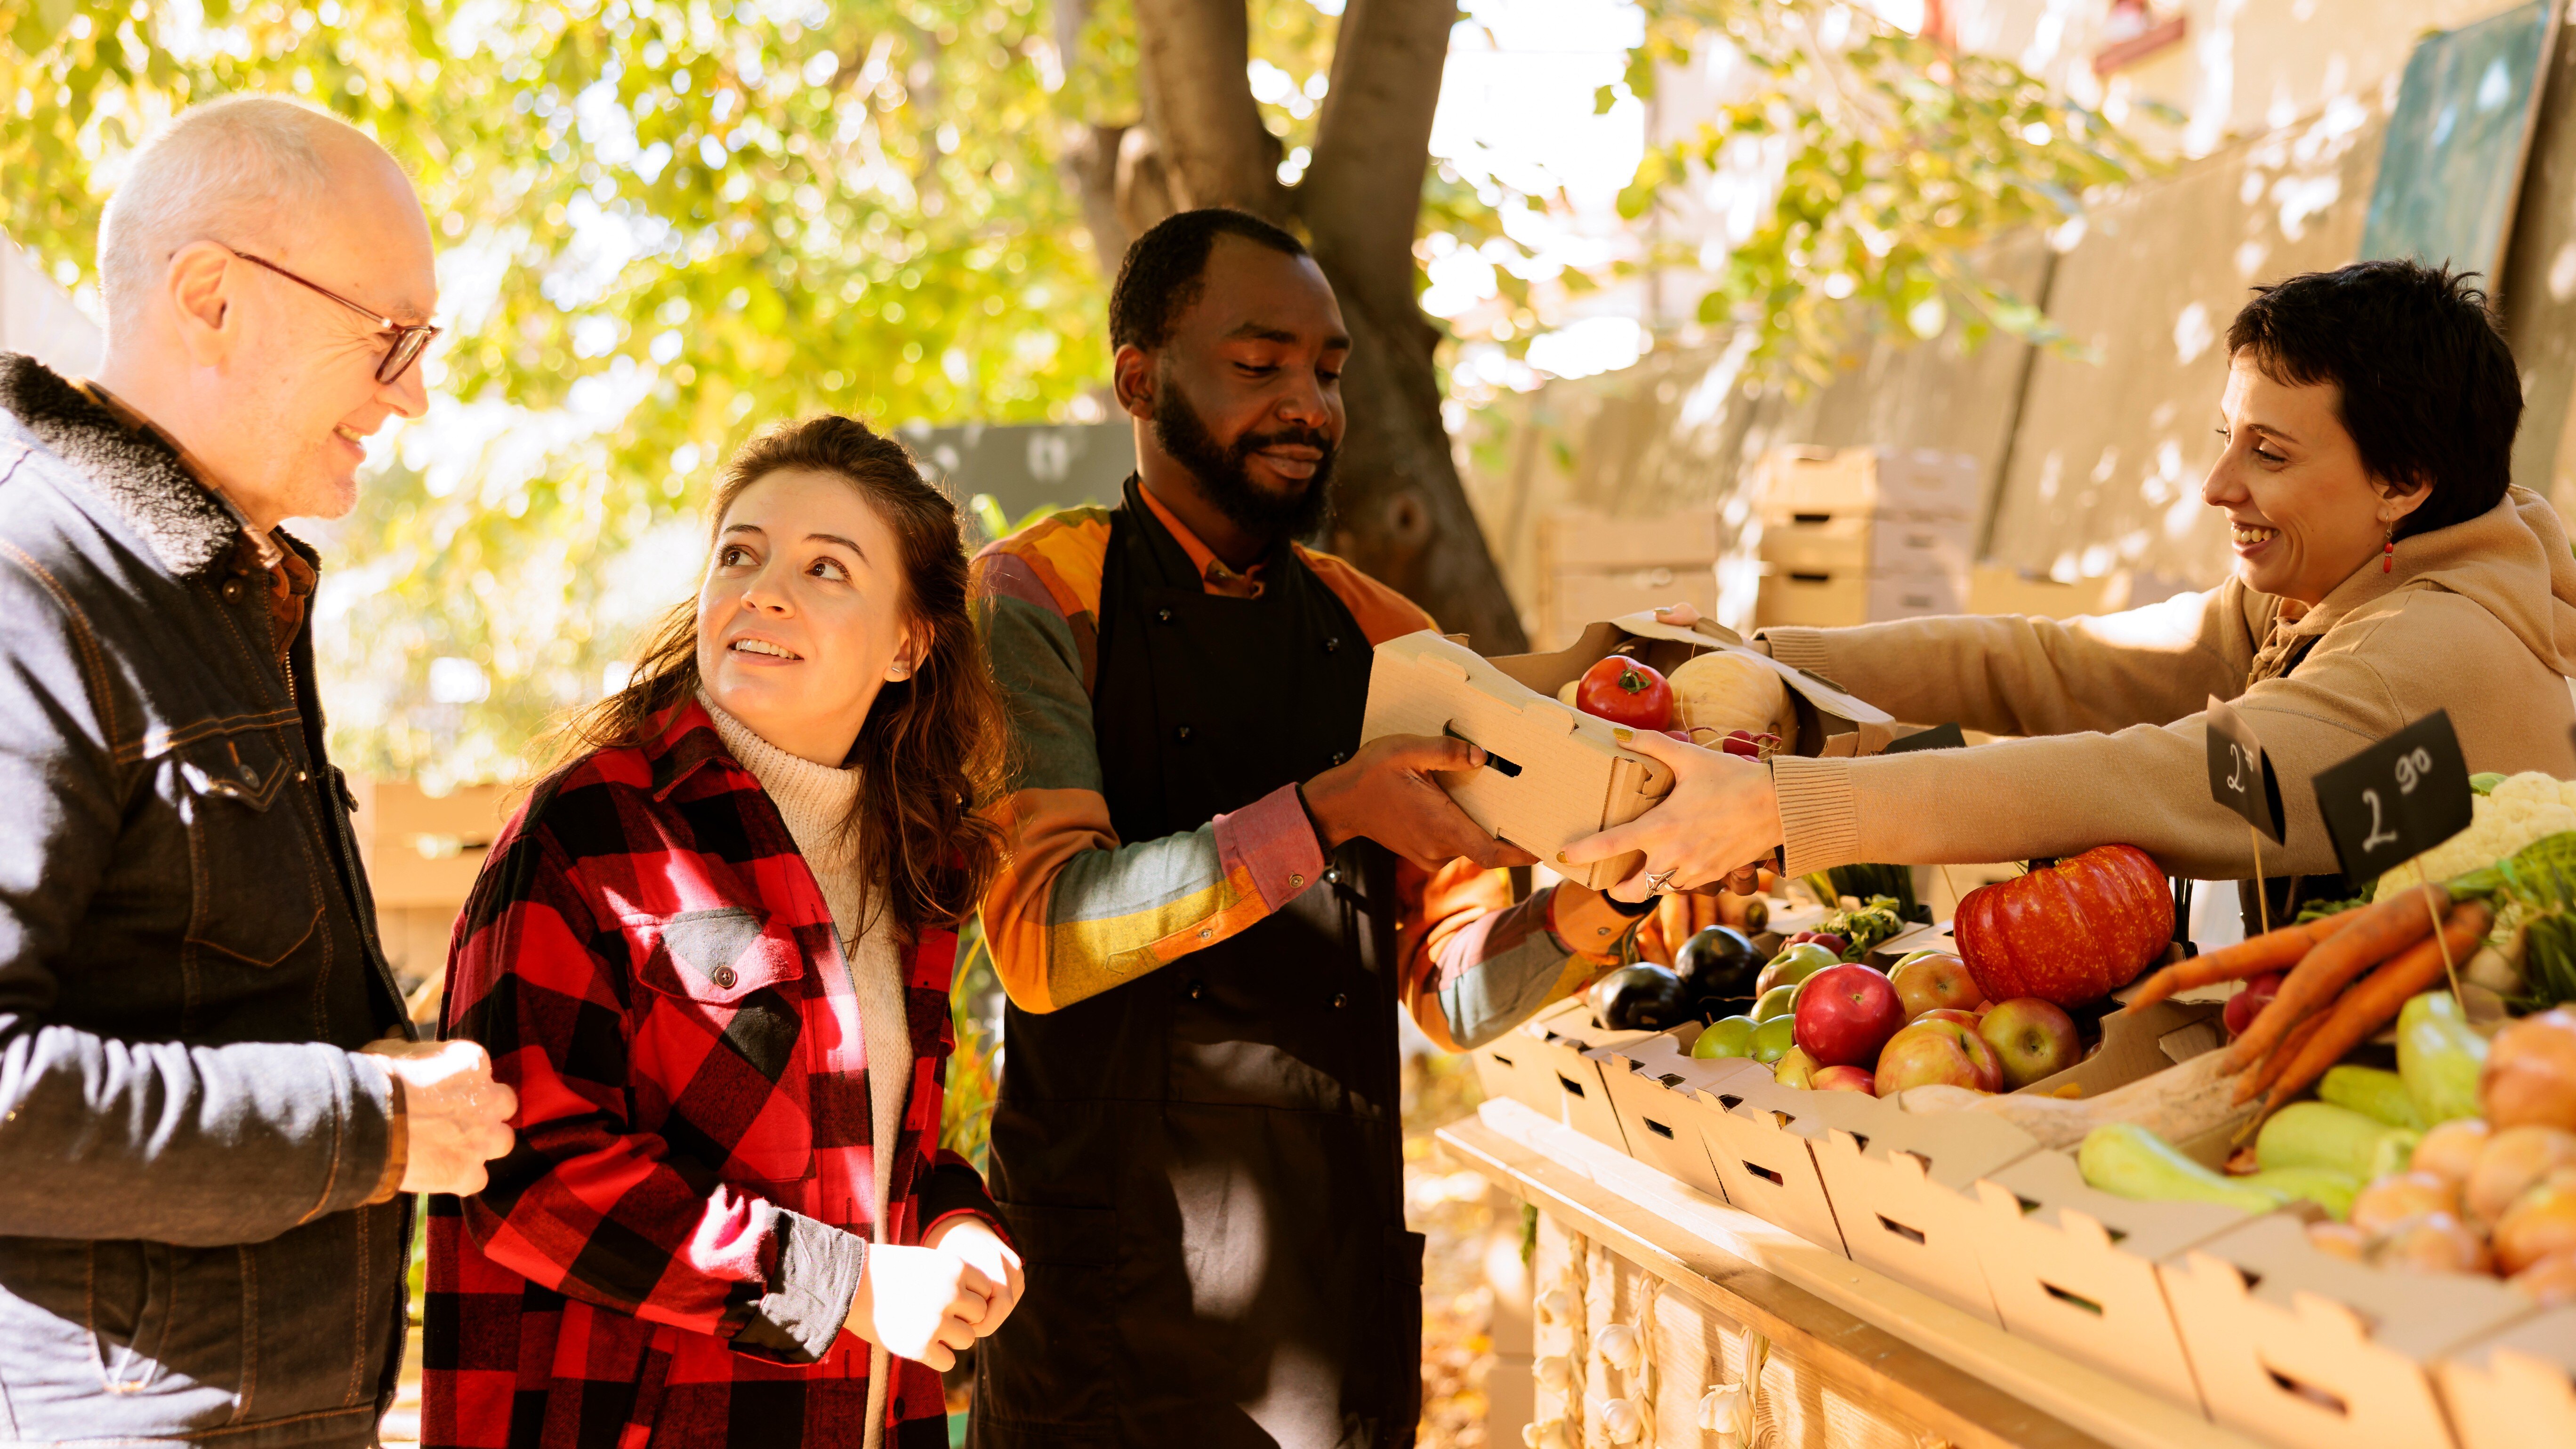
[0,351,248,578]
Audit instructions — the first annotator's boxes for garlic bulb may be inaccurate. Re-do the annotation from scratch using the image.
[1598,1396,1643,1444]
[1535,1288,1573,1324]
[1595,1321,1642,1371]
[1535,1354,1574,1393]
[1699,1384,1750,1442]
[1522,1418,1571,1449]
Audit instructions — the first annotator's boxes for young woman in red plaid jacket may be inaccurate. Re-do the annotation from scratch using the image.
[424,416,1021,1449]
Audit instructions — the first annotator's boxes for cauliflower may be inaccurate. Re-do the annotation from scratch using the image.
[2372,771,2576,901]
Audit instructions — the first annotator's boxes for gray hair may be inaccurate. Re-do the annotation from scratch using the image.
[97,96,373,333]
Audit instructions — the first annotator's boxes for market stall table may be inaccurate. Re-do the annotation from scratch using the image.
[1441,1099,2268,1449]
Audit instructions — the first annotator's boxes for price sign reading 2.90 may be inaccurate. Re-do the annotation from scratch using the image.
[2311,710,2474,882]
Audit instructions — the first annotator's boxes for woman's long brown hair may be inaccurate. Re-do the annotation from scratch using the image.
[541,416,1008,937]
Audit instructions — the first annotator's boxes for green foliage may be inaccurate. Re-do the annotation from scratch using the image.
[2,0,1105,786]
[943,914,1004,1174]
[1609,2,2161,388]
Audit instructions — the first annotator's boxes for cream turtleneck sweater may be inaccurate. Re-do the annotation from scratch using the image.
[699,693,911,1444]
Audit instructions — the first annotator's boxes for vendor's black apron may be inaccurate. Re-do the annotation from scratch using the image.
[972,479,1422,1449]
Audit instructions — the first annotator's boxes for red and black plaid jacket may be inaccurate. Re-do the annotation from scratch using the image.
[424,701,999,1449]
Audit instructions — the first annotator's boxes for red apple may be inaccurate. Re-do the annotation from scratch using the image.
[2223,971,2286,1038]
[1890,953,1984,1020]
[1913,1008,1981,1031]
[1978,997,2082,1090]
[1812,1064,1878,1094]
[1875,1019,2004,1096]
[1793,964,1907,1068]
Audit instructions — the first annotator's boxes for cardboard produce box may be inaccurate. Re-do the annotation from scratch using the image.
[1811,1108,2040,1327]
[1364,612,1892,888]
[1479,998,1660,1154]
[1591,1030,1770,1204]
[2163,1213,2538,1449]
[2435,1307,2576,1449]
[1966,1147,2254,1412]
[1696,1070,1892,1256]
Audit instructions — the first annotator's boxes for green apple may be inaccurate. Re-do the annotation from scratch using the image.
[1753,984,1800,1022]
[1772,1045,1819,1089]
[1692,1015,1761,1060]
[1753,941,1840,997]
[1752,1015,1798,1064]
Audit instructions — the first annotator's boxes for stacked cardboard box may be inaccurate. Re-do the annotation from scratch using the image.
[1533,507,1720,650]
[1750,446,1981,629]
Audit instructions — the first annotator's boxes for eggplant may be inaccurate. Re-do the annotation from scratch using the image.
[1673,926,1763,1015]
[1587,964,1693,1032]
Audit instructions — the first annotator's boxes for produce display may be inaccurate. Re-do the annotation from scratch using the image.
[1554,645,1790,757]
[1504,741,2576,1448]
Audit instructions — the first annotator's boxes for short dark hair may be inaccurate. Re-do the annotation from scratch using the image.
[1109,208,1309,354]
[2225,260,2521,539]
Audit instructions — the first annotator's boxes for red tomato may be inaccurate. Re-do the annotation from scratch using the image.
[1575,657,1674,729]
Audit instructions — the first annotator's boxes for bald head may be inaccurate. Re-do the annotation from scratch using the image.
[100,96,408,334]
[92,95,437,531]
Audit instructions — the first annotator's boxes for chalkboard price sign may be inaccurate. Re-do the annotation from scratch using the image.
[2312,710,2474,882]
[1882,721,1966,756]
[2205,696,2285,844]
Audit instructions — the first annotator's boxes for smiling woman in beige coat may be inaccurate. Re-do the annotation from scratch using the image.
[1570,260,2576,921]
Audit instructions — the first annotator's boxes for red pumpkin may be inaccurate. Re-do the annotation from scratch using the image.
[1953,845,2173,1006]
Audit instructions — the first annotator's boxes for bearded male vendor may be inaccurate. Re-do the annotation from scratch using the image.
[966,209,1650,1447]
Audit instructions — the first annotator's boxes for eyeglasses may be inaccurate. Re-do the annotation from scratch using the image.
[225,247,440,385]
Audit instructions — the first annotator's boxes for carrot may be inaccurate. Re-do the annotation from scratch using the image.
[2258,901,2494,1117]
[2217,884,2448,1074]
[2231,1010,2330,1104]
[2126,911,2358,1011]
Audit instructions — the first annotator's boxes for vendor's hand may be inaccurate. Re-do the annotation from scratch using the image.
[359,1038,518,1196]
[1303,735,1539,872]
[921,1217,1024,1337]
[1560,728,1782,902]
[845,1244,993,1372]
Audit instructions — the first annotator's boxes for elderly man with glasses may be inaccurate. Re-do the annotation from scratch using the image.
[0,95,515,1446]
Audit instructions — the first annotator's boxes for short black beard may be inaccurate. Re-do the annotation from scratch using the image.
[1151,376,1336,544]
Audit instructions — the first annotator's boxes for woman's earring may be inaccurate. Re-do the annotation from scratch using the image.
[2383,524,2396,574]
[887,661,912,681]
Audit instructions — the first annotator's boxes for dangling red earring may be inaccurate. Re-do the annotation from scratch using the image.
[2383,527,2395,574]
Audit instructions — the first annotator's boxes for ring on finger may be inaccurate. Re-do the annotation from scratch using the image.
[1645,866,1680,894]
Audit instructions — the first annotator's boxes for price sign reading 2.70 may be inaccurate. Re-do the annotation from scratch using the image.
[2313,711,2473,882]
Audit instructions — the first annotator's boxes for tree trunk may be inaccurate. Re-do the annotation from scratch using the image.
[1109,0,1529,651]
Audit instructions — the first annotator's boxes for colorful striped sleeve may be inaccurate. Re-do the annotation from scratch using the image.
[972,519,1324,1014]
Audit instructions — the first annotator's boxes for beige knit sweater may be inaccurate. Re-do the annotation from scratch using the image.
[1759,487,2576,881]
[699,693,910,1449]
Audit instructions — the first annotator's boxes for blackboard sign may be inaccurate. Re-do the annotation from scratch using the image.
[1881,722,1966,756]
[2359,0,2557,283]
[2312,710,2475,882]
[2206,696,2285,844]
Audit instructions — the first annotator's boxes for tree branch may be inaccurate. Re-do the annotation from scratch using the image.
[1132,0,1284,217]
[1300,0,1453,319]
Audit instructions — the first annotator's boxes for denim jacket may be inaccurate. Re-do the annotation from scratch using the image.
[0,353,412,1447]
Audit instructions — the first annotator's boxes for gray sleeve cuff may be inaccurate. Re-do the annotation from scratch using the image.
[733,1209,866,1364]
[302,1047,404,1225]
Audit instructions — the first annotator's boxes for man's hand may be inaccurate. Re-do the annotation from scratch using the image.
[1559,728,1782,902]
[922,1216,1025,1336]
[1302,735,1539,872]
[844,1244,995,1372]
[358,1038,517,1196]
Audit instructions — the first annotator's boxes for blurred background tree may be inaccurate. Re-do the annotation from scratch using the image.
[1,0,2144,788]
